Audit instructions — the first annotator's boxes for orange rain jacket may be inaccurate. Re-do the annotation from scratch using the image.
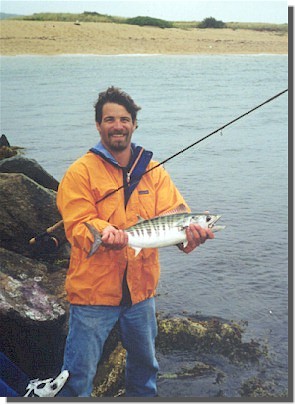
[57,144,189,306]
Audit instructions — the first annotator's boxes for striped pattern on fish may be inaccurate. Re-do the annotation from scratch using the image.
[85,212,225,258]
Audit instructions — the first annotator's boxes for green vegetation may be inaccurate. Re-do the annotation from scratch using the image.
[226,21,288,33]
[125,16,173,28]
[198,16,226,28]
[15,11,124,23]
[9,11,287,33]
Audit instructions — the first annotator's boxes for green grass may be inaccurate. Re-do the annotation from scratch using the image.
[13,11,123,23]
[10,12,288,33]
[226,21,288,33]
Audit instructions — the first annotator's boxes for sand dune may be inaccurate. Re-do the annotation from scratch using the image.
[0,20,288,55]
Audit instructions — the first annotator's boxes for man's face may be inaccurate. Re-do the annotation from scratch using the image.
[96,102,137,153]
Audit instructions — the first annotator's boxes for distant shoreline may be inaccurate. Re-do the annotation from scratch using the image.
[0,20,288,55]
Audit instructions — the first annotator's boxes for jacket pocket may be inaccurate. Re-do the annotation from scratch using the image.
[137,189,156,219]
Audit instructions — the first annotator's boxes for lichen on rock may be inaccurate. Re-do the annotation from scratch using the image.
[156,316,264,363]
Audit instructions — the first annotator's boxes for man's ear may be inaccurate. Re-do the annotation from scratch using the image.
[96,122,101,132]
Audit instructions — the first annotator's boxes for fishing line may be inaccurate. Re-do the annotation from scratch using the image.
[96,88,288,204]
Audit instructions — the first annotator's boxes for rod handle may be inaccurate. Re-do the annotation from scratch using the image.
[29,220,64,245]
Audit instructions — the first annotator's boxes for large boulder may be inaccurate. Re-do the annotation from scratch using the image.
[0,173,69,260]
[0,247,67,378]
[0,155,59,191]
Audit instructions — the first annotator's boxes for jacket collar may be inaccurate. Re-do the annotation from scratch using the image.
[89,141,152,170]
[89,141,153,206]
[90,141,121,166]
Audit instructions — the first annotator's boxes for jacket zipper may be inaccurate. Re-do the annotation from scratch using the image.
[126,147,144,185]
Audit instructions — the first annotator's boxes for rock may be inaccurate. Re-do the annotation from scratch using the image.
[240,377,287,398]
[0,146,17,160]
[158,362,215,380]
[0,248,67,378]
[92,343,126,397]
[0,134,10,147]
[156,316,265,363]
[0,155,59,191]
[0,136,25,160]
[0,173,69,261]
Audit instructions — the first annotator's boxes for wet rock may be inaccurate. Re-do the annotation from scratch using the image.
[0,155,59,191]
[92,343,126,397]
[0,134,10,147]
[0,247,48,281]
[156,316,265,363]
[0,136,25,160]
[240,377,288,398]
[0,248,67,378]
[0,173,69,261]
[0,146,18,160]
[158,362,215,380]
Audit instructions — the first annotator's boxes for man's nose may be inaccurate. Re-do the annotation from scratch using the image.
[113,119,124,130]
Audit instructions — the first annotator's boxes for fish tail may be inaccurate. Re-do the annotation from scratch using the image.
[84,222,102,257]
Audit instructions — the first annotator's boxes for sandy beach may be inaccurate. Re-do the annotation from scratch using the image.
[0,20,288,55]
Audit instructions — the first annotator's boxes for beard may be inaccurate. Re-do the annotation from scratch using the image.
[107,130,131,152]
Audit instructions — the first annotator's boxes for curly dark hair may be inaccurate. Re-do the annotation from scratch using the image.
[94,86,141,124]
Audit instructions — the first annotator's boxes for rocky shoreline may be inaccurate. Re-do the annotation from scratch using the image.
[0,135,286,398]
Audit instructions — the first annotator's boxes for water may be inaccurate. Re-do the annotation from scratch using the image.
[0,54,289,397]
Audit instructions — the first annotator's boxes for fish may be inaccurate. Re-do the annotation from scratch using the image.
[85,206,225,258]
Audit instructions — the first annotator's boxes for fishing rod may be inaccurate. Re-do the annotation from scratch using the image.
[29,88,288,242]
[96,88,288,204]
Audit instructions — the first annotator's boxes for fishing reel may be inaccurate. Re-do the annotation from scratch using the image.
[29,233,60,256]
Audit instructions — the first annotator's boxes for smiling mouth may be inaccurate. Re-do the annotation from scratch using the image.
[110,132,127,138]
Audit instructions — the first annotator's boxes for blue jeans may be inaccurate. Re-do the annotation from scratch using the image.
[58,298,159,397]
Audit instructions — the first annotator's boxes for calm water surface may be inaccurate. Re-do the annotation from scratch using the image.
[1,54,289,397]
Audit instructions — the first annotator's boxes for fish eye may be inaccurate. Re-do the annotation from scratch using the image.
[206,215,212,222]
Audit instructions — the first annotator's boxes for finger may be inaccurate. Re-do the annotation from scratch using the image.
[105,230,128,249]
[190,224,215,242]
[186,226,202,245]
[185,227,200,250]
[114,230,128,247]
[102,232,115,244]
[189,224,207,244]
[207,229,215,239]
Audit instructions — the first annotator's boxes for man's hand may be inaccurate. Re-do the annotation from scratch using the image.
[101,225,128,250]
[178,224,214,254]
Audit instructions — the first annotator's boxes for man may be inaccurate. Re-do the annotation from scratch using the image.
[56,86,214,397]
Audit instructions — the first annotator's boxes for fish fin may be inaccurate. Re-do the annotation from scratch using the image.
[136,215,146,223]
[84,222,102,258]
[133,247,142,257]
[159,203,189,217]
[183,240,189,248]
